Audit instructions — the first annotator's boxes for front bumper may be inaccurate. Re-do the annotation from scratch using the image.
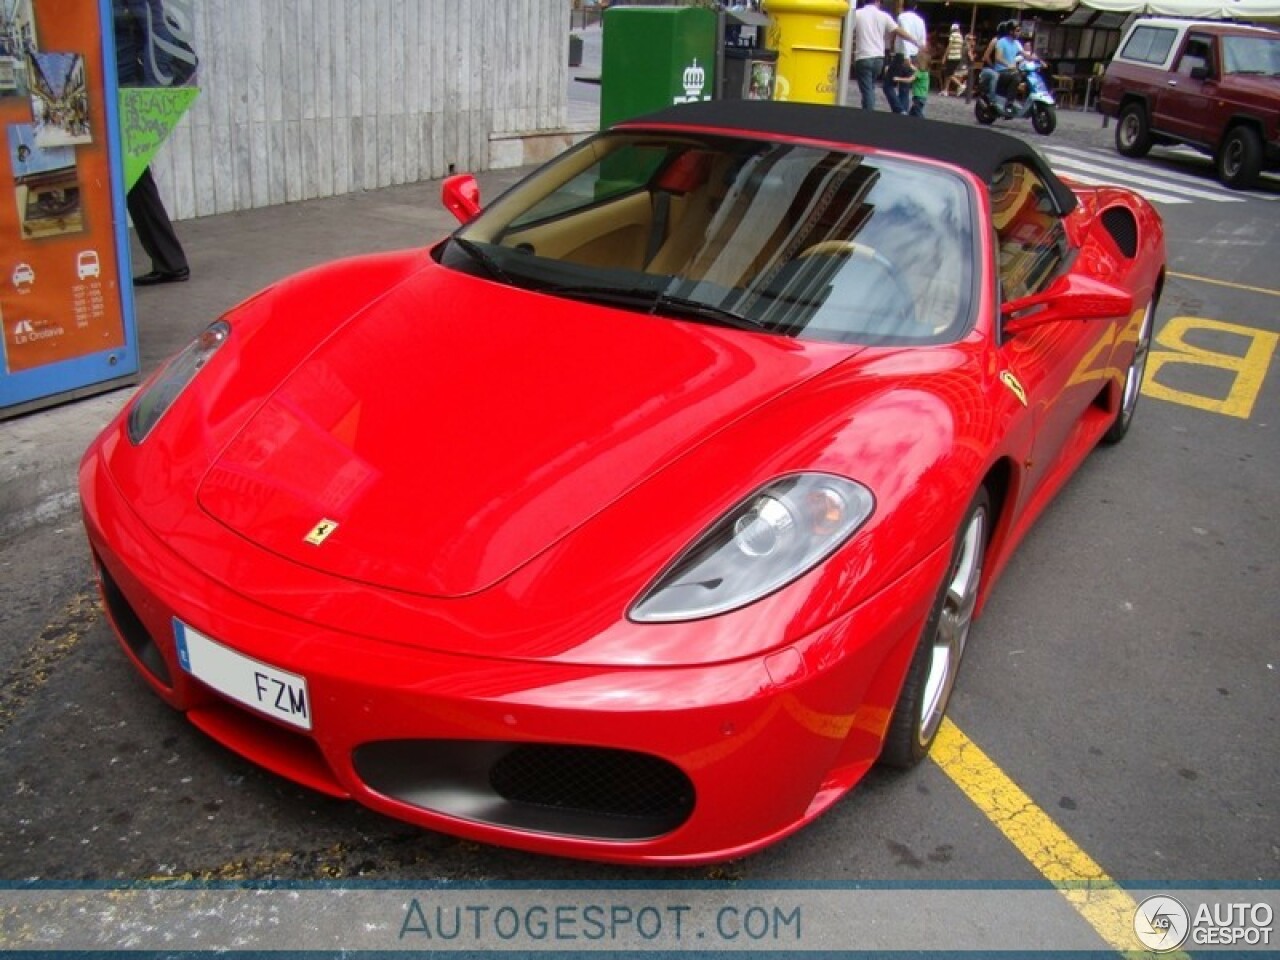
[80,439,946,865]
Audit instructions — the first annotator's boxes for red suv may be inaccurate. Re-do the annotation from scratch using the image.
[1098,17,1280,189]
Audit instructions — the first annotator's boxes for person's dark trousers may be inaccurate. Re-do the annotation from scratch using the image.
[126,166,188,276]
[881,54,909,114]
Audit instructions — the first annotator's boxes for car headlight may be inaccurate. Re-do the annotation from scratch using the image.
[630,473,875,623]
[127,320,230,444]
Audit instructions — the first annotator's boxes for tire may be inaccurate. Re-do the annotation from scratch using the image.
[974,100,997,126]
[1115,102,1152,158]
[880,488,990,769]
[1216,126,1263,190]
[1032,102,1057,136]
[1101,295,1155,446]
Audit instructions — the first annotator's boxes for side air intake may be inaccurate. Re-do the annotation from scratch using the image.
[1100,206,1138,259]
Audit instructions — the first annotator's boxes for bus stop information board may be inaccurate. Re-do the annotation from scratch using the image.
[1,0,136,416]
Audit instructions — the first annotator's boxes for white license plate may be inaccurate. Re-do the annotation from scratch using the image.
[173,620,312,730]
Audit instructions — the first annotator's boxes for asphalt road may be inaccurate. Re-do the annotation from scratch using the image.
[1,30,1276,911]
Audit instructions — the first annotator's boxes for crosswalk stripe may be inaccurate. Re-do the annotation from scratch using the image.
[1047,153,1245,203]
[1045,144,1280,200]
[1047,144,1227,189]
[1052,168,1192,205]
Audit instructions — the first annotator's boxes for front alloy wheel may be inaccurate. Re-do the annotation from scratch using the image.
[881,489,990,768]
[1032,102,1057,136]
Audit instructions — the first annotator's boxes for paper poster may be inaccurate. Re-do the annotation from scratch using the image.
[0,0,123,377]
[119,83,195,190]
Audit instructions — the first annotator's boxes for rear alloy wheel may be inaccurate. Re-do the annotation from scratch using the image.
[1115,102,1152,158]
[1101,296,1155,445]
[975,100,997,125]
[1217,126,1263,190]
[881,488,990,769]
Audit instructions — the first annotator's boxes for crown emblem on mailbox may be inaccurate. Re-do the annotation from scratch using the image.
[673,58,709,105]
[683,59,706,99]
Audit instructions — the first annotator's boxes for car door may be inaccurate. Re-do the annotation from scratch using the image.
[990,163,1108,498]
[1153,32,1218,146]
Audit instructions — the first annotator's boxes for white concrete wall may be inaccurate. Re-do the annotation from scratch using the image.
[153,0,571,220]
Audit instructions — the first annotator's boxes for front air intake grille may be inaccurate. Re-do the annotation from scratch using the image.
[1100,206,1139,259]
[353,740,696,841]
[490,743,693,821]
[96,558,172,685]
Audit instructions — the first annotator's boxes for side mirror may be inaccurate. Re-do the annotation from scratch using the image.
[1190,65,1209,81]
[1002,273,1134,335]
[441,174,481,223]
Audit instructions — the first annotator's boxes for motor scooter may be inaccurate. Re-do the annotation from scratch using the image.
[975,59,1057,136]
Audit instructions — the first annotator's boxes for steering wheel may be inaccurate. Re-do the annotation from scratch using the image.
[794,240,921,336]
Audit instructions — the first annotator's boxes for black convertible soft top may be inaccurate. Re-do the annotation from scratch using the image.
[621,100,1077,215]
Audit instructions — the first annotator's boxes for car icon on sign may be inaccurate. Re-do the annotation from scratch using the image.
[12,263,35,289]
[77,250,100,280]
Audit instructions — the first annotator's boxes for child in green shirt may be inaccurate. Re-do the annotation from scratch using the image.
[909,49,930,117]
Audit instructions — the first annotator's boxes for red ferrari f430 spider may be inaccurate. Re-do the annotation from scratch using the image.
[81,102,1164,864]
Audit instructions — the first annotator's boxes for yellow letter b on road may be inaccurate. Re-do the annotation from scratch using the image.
[1144,317,1277,420]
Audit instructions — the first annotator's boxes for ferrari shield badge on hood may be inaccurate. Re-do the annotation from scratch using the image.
[305,519,340,545]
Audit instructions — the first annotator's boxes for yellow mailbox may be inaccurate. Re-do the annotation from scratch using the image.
[764,0,850,105]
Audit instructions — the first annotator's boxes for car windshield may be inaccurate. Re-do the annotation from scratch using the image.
[1222,34,1280,75]
[440,132,978,346]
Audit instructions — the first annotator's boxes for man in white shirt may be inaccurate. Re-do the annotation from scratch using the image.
[853,0,913,111]
[882,0,926,114]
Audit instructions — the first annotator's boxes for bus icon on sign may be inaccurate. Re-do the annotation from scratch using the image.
[77,250,100,280]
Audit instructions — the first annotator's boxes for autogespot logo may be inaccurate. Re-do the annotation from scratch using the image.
[1134,895,1190,952]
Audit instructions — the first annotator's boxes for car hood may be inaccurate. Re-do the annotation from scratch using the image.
[197,266,854,598]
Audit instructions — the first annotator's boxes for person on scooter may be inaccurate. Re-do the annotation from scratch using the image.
[978,22,1011,102]
[991,21,1025,115]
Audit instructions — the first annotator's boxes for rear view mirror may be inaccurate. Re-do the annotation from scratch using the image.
[1002,274,1134,335]
[442,174,481,223]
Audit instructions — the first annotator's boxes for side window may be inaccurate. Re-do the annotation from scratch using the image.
[1175,36,1212,77]
[508,146,667,228]
[989,162,1069,302]
[1119,25,1178,65]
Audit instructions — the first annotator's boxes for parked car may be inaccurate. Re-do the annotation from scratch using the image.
[80,101,1165,865]
[1097,16,1280,189]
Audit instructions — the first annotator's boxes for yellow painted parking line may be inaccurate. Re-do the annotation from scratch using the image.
[933,718,1187,958]
[1168,271,1280,299]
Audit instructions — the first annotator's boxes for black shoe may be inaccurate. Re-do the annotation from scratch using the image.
[134,267,190,286]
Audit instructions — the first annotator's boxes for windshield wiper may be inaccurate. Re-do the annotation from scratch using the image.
[544,284,765,331]
[652,292,766,331]
[449,236,513,284]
